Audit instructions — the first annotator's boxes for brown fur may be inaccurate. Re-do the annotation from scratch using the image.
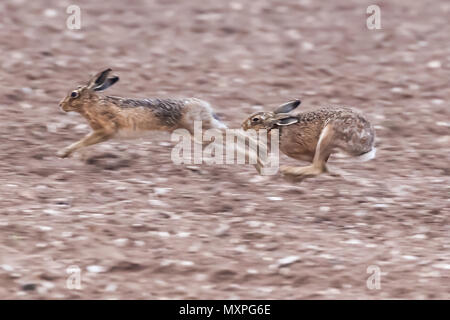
[58,69,265,172]
[242,100,376,181]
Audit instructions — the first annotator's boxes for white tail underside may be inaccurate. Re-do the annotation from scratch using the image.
[355,147,376,162]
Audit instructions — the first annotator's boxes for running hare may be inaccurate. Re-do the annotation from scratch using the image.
[58,68,265,170]
[242,100,376,181]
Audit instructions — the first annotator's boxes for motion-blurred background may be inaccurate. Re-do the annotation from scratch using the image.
[0,0,448,299]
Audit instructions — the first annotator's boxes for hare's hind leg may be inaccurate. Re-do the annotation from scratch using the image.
[281,124,335,181]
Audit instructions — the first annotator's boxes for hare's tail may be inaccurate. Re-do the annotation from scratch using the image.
[211,113,228,130]
[354,147,376,162]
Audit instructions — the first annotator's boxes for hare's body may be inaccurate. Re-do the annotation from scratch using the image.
[278,107,375,162]
[58,68,264,172]
[242,100,375,181]
[75,95,225,135]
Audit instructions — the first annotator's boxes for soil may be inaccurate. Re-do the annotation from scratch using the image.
[0,0,448,299]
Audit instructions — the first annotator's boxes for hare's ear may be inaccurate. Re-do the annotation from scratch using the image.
[276,116,299,126]
[87,68,112,89]
[93,76,119,91]
[274,99,301,114]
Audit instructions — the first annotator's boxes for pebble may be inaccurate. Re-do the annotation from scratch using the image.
[402,255,419,260]
[432,264,450,270]
[179,261,194,267]
[410,234,427,240]
[21,283,37,291]
[176,232,190,238]
[247,220,262,228]
[113,238,129,247]
[277,255,300,267]
[148,199,167,207]
[37,226,53,232]
[154,187,172,196]
[427,60,441,68]
[214,224,230,236]
[43,209,61,216]
[43,9,57,17]
[353,210,368,217]
[86,265,107,273]
[342,239,362,245]
[1,264,14,272]
[267,196,283,201]
[105,284,117,292]
[134,240,145,247]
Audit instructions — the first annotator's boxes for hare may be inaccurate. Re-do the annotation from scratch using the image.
[58,68,265,171]
[242,99,376,181]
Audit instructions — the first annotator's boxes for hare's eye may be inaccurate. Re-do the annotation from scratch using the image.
[71,91,78,98]
[252,117,259,122]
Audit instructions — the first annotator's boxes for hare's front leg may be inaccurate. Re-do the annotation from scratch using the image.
[281,124,335,182]
[57,130,113,158]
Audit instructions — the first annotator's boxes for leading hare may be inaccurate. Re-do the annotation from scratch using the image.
[58,68,265,171]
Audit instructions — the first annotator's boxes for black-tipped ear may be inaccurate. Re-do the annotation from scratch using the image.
[274,99,301,114]
[276,117,299,126]
[88,68,112,88]
[93,76,119,91]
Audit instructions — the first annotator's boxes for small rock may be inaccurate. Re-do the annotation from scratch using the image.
[427,60,441,69]
[105,284,117,292]
[278,255,300,267]
[148,199,167,207]
[176,232,190,238]
[247,221,262,228]
[432,264,450,270]
[154,187,172,196]
[267,196,283,201]
[342,239,362,245]
[21,283,37,291]
[1,264,14,272]
[37,226,53,232]
[402,255,418,260]
[43,9,57,17]
[214,224,230,236]
[353,210,367,217]
[113,238,129,247]
[86,265,107,273]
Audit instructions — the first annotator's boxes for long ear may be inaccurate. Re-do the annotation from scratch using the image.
[87,68,112,89]
[276,116,299,126]
[274,99,301,114]
[93,76,119,91]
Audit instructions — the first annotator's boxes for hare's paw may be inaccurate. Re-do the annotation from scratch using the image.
[280,165,323,182]
[57,148,72,158]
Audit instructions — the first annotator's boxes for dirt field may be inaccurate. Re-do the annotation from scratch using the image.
[0,0,449,299]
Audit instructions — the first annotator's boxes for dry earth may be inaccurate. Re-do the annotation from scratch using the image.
[0,0,449,299]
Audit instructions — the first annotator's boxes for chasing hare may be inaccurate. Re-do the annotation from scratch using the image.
[58,68,265,170]
[242,100,376,181]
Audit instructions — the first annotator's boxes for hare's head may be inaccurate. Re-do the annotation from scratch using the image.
[242,100,301,131]
[59,68,119,112]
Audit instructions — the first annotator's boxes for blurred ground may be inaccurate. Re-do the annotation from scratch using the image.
[0,0,449,299]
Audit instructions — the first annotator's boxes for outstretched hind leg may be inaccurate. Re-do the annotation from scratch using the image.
[281,124,335,182]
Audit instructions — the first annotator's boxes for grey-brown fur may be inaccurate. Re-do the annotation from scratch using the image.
[242,100,376,181]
